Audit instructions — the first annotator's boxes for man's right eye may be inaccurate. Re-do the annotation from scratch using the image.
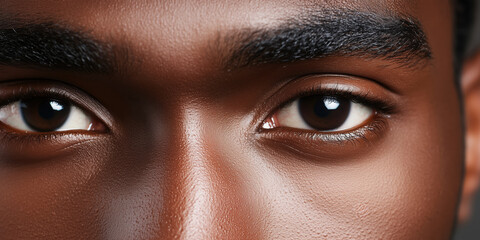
[0,96,104,133]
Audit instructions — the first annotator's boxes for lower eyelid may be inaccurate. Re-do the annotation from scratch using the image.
[260,113,387,141]
[256,117,389,160]
[0,127,104,164]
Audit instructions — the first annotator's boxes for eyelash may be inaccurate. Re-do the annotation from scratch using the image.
[0,81,110,134]
[260,85,395,144]
[0,89,69,107]
[280,86,395,116]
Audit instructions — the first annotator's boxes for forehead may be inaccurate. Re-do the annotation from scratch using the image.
[2,0,449,50]
[0,0,446,21]
[1,1,447,35]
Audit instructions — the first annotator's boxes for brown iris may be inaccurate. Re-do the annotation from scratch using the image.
[298,95,350,131]
[20,97,71,132]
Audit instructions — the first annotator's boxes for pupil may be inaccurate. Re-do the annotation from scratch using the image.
[39,101,62,119]
[20,97,71,132]
[298,95,351,131]
[314,98,341,117]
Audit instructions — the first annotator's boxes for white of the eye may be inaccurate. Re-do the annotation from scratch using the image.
[0,101,93,132]
[335,102,372,131]
[57,105,93,131]
[275,99,373,132]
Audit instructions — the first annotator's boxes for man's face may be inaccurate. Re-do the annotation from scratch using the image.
[0,0,464,239]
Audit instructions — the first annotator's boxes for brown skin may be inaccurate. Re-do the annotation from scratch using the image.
[0,0,468,239]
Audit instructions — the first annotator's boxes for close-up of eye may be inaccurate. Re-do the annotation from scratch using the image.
[0,96,102,133]
[262,94,374,133]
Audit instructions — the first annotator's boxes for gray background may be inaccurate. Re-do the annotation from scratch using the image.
[456,193,480,239]
[454,1,480,239]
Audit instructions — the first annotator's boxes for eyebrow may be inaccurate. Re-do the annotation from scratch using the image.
[0,18,113,73]
[0,9,431,74]
[222,9,432,70]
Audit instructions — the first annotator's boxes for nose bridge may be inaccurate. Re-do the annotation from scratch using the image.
[159,108,255,239]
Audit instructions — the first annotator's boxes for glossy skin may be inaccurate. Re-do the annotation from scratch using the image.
[0,0,464,239]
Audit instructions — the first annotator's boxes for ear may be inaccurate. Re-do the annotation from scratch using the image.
[458,51,480,223]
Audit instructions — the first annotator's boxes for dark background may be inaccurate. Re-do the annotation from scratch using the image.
[455,190,480,239]
[454,2,480,238]
[456,195,480,239]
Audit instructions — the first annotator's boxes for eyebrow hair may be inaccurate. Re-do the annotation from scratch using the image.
[0,18,113,73]
[223,9,432,70]
[0,10,431,74]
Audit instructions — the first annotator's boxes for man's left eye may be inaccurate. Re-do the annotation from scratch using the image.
[0,97,99,133]
[262,95,374,132]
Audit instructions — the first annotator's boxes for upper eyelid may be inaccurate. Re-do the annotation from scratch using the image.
[275,86,395,116]
[0,79,114,130]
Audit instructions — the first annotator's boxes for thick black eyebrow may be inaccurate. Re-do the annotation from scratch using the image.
[223,9,432,70]
[0,10,431,74]
[0,18,113,73]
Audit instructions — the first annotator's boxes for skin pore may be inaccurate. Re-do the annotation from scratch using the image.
[0,0,467,239]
